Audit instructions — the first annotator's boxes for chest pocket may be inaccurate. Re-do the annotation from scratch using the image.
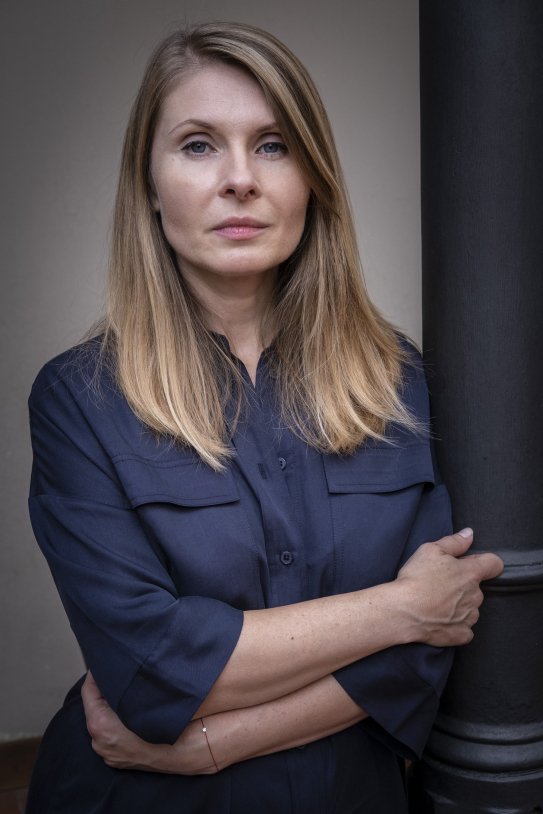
[114,453,240,508]
[322,442,435,592]
[112,453,262,608]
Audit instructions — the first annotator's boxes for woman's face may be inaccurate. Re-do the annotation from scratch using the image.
[149,61,310,290]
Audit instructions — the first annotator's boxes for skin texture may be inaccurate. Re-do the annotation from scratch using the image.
[81,65,505,774]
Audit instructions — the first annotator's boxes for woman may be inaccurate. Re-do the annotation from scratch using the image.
[27,21,502,814]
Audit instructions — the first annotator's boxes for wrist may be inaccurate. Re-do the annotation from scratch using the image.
[202,709,245,770]
[368,580,419,647]
[200,718,220,772]
[171,720,218,774]
[129,741,177,774]
[389,575,431,645]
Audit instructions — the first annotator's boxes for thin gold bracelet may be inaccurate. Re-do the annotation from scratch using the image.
[200,717,220,772]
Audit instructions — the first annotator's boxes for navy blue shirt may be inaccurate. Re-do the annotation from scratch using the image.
[27,340,453,813]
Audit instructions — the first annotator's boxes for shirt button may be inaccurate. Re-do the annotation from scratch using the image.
[280,550,293,565]
[278,457,287,470]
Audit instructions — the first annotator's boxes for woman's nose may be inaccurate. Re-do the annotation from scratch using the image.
[219,151,260,200]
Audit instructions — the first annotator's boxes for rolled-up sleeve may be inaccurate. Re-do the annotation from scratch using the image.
[28,362,244,744]
[333,479,454,759]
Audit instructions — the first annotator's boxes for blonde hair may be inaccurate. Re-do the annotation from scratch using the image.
[95,21,418,469]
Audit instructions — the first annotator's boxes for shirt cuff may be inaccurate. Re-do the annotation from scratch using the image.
[334,643,454,759]
[116,596,244,743]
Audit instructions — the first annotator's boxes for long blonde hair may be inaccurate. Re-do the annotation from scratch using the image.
[96,21,417,469]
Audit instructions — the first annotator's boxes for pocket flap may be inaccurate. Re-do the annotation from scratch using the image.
[323,443,435,493]
[112,454,240,508]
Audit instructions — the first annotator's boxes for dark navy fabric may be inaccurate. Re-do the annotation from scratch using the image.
[27,339,453,813]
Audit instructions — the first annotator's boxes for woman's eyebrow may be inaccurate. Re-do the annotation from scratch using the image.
[168,118,212,135]
[167,118,281,136]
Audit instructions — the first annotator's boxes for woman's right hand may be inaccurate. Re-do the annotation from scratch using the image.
[396,528,504,647]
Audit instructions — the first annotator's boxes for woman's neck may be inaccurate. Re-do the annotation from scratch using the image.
[184,268,277,385]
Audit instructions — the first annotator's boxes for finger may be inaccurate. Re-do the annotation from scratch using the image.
[433,528,474,558]
[81,671,103,704]
[462,552,504,582]
[469,607,480,626]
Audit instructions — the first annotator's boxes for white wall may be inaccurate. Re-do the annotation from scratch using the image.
[0,0,420,737]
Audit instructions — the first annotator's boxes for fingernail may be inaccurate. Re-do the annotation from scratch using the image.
[458,527,473,538]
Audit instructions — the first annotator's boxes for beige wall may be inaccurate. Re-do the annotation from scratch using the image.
[0,0,420,738]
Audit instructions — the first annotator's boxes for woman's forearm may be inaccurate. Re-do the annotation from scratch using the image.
[196,582,406,717]
[151,676,367,774]
[196,532,502,717]
[83,671,365,774]
[207,675,366,767]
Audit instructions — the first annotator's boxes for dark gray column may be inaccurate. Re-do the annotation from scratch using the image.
[418,1,543,811]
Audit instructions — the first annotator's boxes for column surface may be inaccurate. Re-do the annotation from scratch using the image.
[419,0,543,811]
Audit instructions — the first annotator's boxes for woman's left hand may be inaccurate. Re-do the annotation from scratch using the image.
[81,672,173,772]
[81,672,218,774]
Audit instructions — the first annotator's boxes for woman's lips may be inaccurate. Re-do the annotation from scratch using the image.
[213,225,267,239]
[213,219,268,240]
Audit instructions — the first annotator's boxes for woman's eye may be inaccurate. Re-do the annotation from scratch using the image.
[182,141,211,155]
[258,142,287,156]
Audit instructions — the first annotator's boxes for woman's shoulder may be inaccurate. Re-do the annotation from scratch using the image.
[31,337,111,399]
[28,338,173,463]
[396,332,422,368]
[28,337,121,424]
[394,333,431,422]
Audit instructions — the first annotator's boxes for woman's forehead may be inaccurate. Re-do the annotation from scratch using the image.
[157,62,275,131]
